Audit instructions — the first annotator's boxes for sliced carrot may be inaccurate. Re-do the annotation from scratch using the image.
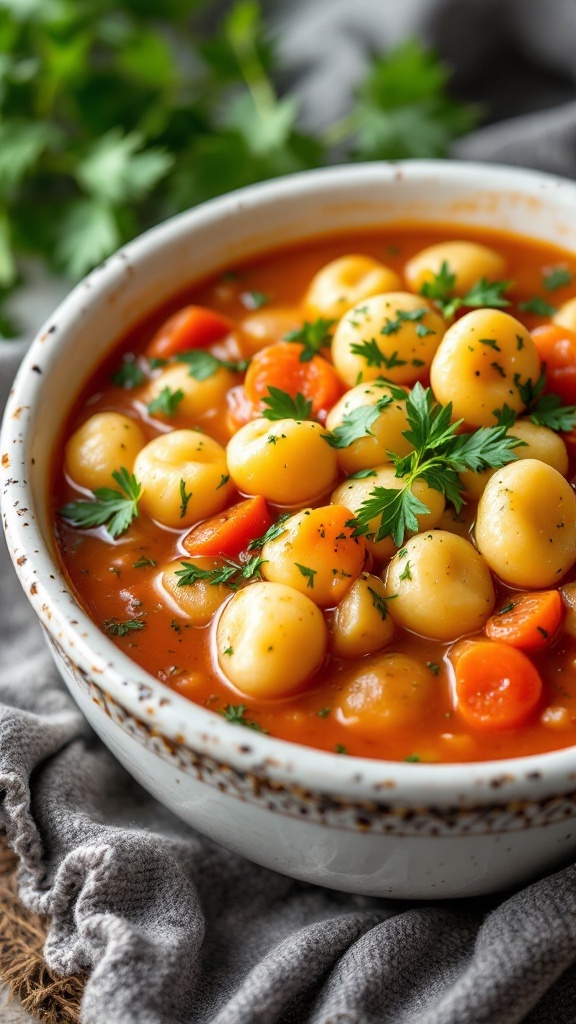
[243,342,344,422]
[485,590,563,650]
[454,641,543,730]
[531,324,576,405]
[146,306,234,361]
[182,495,272,558]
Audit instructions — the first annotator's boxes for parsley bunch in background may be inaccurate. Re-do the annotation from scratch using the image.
[0,0,479,336]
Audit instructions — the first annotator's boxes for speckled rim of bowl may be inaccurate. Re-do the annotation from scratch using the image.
[3,159,576,808]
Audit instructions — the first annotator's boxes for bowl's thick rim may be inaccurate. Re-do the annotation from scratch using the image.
[4,158,576,806]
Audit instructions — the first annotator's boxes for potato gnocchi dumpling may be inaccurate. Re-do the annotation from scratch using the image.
[134,429,233,528]
[384,532,496,641]
[143,363,236,421]
[216,581,327,698]
[240,307,304,355]
[460,417,569,501]
[332,465,445,563]
[304,254,402,321]
[332,572,395,657]
[430,309,541,427]
[405,241,507,296]
[332,292,445,387]
[161,557,231,625]
[475,459,576,588]
[325,382,413,475]
[261,505,365,607]
[65,412,146,491]
[337,653,436,736]
[226,417,338,505]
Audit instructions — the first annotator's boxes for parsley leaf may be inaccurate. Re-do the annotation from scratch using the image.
[147,386,184,417]
[543,267,572,292]
[133,556,156,568]
[261,387,312,421]
[58,467,142,539]
[241,290,269,309]
[284,317,336,361]
[103,617,145,637]
[295,563,317,588]
[380,307,433,335]
[247,513,291,550]
[112,356,145,389]
[179,479,192,519]
[367,586,396,620]
[175,555,265,589]
[419,261,512,318]
[346,383,523,546]
[221,703,267,732]
[529,393,576,433]
[518,296,557,316]
[176,350,249,380]
[349,339,407,370]
[323,397,393,449]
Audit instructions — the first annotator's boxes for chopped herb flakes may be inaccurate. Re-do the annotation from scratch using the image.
[103,617,145,637]
[284,317,335,361]
[543,267,572,291]
[261,387,312,421]
[176,349,249,380]
[147,386,184,417]
[221,704,267,732]
[179,479,192,519]
[295,563,317,588]
[518,296,557,316]
[112,357,144,389]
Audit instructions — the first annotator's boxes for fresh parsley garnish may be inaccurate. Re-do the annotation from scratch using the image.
[542,267,572,292]
[147,386,184,417]
[295,563,317,588]
[216,474,230,490]
[284,317,336,362]
[175,556,265,590]
[247,513,291,550]
[317,707,331,718]
[58,467,142,539]
[323,397,393,449]
[349,339,407,370]
[347,468,378,479]
[518,296,557,316]
[103,617,145,637]
[367,586,395,620]
[346,382,524,546]
[133,556,156,568]
[261,387,312,421]
[112,356,145,389]
[380,307,434,336]
[221,704,267,732]
[513,371,576,432]
[176,349,249,380]
[179,479,192,519]
[399,560,412,581]
[426,661,440,675]
[420,261,512,318]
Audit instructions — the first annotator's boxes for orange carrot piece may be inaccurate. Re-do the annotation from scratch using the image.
[146,306,234,360]
[485,590,563,650]
[531,324,576,405]
[182,495,272,559]
[455,641,543,730]
[244,342,343,422]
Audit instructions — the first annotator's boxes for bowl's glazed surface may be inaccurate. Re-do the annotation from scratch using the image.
[4,161,576,898]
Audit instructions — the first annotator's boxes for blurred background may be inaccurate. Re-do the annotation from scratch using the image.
[1,0,576,339]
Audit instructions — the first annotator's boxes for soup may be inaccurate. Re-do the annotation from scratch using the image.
[52,225,576,763]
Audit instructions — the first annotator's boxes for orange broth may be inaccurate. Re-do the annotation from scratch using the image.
[52,225,576,763]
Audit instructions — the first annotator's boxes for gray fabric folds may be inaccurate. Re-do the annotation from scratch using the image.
[3,1,576,1020]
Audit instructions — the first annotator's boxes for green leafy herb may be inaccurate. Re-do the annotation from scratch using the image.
[479,337,501,352]
[334,744,348,755]
[346,382,524,546]
[248,513,291,550]
[179,479,192,519]
[176,349,249,380]
[347,468,378,479]
[221,704,267,732]
[295,563,317,588]
[367,586,395,620]
[58,467,142,539]
[543,267,573,292]
[530,394,576,433]
[216,474,230,490]
[147,386,185,417]
[175,555,265,589]
[317,707,331,718]
[284,317,335,361]
[241,290,269,309]
[349,339,407,370]
[399,560,412,581]
[148,357,168,371]
[112,357,145,389]
[380,307,433,335]
[0,7,477,330]
[404,753,421,763]
[133,556,156,568]
[420,261,512,318]
[261,387,312,421]
[323,397,392,449]
[518,296,557,316]
[426,662,440,675]
[222,646,233,655]
[103,617,145,637]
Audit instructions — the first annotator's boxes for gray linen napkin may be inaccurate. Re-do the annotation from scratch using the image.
[3,2,576,1022]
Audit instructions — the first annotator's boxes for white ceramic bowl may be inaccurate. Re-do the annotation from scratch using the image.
[4,161,576,900]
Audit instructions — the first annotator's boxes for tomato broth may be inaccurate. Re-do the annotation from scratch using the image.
[52,225,576,763]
